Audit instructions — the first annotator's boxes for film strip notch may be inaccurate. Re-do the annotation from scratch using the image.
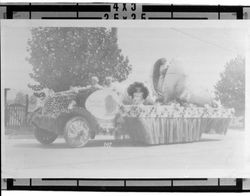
[1,4,111,19]
[1,4,249,20]
[0,3,144,20]
[142,4,245,20]
[2,178,249,191]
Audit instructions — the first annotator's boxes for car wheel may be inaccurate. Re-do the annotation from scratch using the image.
[34,127,58,145]
[64,116,90,147]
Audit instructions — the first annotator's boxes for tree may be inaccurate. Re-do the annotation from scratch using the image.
[29,94,37,106]
[27,27,132,93]
[14,92,26,105]
[215,56,245,115]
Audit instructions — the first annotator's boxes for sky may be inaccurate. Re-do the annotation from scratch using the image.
[1,21,247,99]
[117,27,246,91]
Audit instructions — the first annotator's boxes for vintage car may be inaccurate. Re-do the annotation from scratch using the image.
[31,87,119,148]
[32,86,234,148]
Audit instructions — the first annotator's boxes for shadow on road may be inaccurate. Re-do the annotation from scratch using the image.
[13,137,222,149]
[13,139,150,149]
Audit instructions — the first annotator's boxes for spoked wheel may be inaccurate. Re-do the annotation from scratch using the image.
[34,127,58,145]
[64,116,91,148]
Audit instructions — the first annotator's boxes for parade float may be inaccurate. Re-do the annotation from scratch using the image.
[115,58,235,145]
[118,104,233,145]
[31,58,234,147]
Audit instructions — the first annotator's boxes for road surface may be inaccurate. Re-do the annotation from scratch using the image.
[2,129,248,178]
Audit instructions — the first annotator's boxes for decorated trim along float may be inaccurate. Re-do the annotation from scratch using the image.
[31,58,234,147]
[118,104,233,145]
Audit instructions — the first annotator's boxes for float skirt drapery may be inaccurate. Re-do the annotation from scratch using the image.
[122,117,231,145]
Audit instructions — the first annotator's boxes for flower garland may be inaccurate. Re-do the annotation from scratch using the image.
[119,103,234,118]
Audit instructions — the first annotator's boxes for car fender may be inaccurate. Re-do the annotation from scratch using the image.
[56,107,99,135]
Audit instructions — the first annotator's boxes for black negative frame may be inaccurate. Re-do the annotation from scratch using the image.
[0,2,249,192]
[4,178,245,192]
[0,4,246,19]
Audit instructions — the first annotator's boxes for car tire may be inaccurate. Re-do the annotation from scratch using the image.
[34,127,58,145]
[64,116,91,147]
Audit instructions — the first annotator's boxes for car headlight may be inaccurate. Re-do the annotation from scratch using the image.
[68,100,77,110]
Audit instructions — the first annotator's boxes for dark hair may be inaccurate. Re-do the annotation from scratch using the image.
[127,82,149,99]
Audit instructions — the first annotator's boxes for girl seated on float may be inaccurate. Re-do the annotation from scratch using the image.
[114,82,153,139]
[123,82,153,105]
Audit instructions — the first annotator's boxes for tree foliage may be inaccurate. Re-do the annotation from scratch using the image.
[215,56,245,115]
[14,92,26,105]
[14,92,38,107]
[29,94,37,106]
[27,27,132,93]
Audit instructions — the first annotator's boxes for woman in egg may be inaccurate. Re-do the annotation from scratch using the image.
[125,82,153,105]
[114,82,152,140]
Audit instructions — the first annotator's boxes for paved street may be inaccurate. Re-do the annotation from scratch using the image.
[2,129,248,178]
